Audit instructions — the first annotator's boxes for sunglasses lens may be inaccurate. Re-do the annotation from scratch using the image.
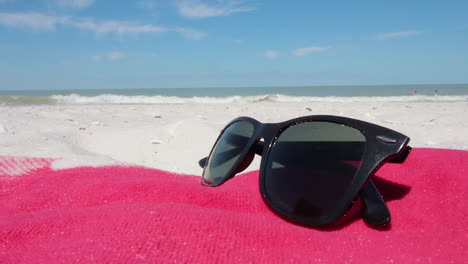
[264,121,366,221]
[202,120,255,185]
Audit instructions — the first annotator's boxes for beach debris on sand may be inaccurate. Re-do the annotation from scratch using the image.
[151,139,162,144]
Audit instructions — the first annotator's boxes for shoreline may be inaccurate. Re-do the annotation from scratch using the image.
[1,94,468,106]
[1,101,467,175]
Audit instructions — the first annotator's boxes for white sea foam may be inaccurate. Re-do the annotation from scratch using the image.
[48,94,468,105]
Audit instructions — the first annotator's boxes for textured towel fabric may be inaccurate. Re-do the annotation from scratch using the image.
[0,148,467,263]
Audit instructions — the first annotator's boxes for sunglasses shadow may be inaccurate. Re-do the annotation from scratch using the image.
[314,175,411,232]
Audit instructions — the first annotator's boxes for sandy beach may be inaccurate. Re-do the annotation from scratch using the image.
[0,100,467,175]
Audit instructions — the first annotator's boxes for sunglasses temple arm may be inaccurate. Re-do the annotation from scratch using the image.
[360,181,391,226]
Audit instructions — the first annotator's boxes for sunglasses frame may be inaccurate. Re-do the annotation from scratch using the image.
[201,115,411,227]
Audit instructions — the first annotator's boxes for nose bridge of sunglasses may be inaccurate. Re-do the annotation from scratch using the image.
[254,140,264,155]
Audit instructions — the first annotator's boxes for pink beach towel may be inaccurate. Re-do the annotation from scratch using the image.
[0,148,467,263]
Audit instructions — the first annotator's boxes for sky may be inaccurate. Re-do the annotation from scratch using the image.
[0,0,467,90]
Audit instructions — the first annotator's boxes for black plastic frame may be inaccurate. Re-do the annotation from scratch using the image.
[201,115,411,227]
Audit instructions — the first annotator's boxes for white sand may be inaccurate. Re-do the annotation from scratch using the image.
[0,101,467,175]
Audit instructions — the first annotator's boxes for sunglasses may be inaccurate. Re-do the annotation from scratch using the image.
[198,115,411,228]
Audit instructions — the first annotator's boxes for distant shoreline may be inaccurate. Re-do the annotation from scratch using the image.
[1,84,467,98]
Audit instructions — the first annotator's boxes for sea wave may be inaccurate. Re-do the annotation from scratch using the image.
[1,94,467,105]
[47,94,468,104]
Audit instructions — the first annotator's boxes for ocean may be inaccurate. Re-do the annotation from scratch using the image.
[0,84,467,105]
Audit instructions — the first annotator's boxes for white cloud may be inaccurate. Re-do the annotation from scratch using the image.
[71,19,206,39]
[0,12,205,39]
[0,12,69,31]
[292,46,330,56]
[265,50,279,59]
[172,27,206,40]
[375,30,423,40]
[56,0,95,9]
[71,18,168,34]
[176,0,255,19]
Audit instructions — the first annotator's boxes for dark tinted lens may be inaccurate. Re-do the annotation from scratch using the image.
[203,121,255,185]
[264,121,366,220]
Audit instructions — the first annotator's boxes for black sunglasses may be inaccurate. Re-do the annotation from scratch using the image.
[198,115,411,228]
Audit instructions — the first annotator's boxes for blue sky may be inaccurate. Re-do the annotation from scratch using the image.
[0,0,467,90]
